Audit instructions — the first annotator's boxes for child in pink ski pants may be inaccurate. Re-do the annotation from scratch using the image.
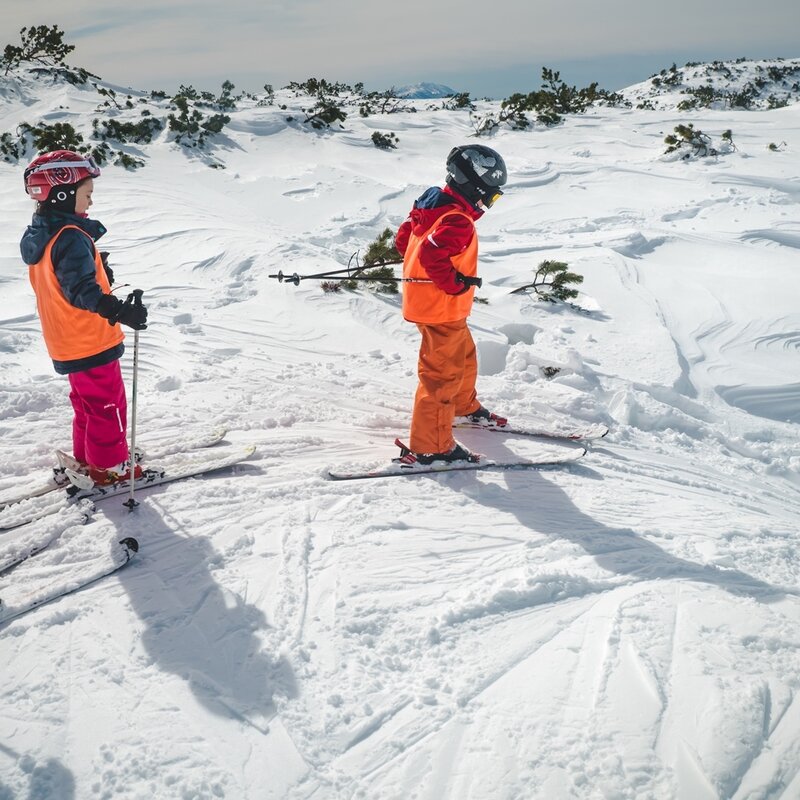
[68,361,129,468]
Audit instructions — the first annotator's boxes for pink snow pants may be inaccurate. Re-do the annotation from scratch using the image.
[68,360,129,469]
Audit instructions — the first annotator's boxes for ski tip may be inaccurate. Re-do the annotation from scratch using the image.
[119,537,139,554]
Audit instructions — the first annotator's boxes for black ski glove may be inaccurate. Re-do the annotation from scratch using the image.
[99,251,114,286]
[96,293,148,330]
[454,272,482,295]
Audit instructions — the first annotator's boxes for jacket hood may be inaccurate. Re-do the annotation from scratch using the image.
[20,211,106,265]
[409,185,482,235]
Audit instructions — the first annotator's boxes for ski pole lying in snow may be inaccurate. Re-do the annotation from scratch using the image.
[123,290,144,512]
[268,269,482,288]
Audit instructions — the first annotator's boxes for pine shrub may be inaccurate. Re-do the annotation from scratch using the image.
[664,123,734,158]
[2,25,74,74]
[341,266,398,294]
[362,228,402,267]
[371,131,398,150]
[511,260,584,302]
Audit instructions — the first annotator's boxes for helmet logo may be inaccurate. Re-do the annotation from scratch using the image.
[462,150,498,178]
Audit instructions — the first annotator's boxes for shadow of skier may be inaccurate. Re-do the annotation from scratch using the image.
[109,497,297,730]
[0,744,76,800]
[454,443,791,603]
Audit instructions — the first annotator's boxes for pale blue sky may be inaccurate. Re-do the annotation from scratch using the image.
[5,0,799,96]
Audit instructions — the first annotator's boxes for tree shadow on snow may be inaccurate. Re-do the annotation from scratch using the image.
[456,442,793,603]
[110,499,297,731]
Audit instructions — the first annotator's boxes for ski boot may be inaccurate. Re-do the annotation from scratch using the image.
[455,405,508,429]
[394,438,480,466]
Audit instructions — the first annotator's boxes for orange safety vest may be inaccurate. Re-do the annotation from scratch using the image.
[402,210,478,324]
[28,225,124,362]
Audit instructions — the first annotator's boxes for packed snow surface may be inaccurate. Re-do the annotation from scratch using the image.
[1,65,800,799]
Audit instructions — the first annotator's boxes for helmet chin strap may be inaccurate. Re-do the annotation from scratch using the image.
[446,177,484,210]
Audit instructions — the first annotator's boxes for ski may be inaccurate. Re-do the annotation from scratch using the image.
[0,500,95,575]
[453,420,608,441]
[0,427,229,511]
[0,445,256,532]
[0,536,138,626]
[328,447,586,481]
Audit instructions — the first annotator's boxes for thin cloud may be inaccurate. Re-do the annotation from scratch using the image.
[3,0,798,94]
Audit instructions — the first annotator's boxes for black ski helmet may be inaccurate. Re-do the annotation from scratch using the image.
[445,145,507,208]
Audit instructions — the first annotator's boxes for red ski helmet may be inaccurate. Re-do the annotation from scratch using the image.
[24,150,101,202]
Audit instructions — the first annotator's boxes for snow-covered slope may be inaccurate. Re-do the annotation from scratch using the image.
[623,56,800,110]
[1,64,799,799]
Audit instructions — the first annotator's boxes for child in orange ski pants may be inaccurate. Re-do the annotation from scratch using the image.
[410,320,478,454]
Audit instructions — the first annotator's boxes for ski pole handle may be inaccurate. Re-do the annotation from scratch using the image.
[122,288,145,307]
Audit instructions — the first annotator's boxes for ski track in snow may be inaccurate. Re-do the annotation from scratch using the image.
[1,70,800,799]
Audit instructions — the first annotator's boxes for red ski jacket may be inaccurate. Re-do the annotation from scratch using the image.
[395,185,483,295]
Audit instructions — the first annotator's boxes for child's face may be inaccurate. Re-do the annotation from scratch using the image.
[74,179,94,215]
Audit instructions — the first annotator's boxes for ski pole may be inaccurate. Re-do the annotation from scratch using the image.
[123,290,144,511]
[268,266,370,283]
[270,271,482,288]
[316,275,482,287]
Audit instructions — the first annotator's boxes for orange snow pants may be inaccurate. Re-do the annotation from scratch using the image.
[410,319,481,454]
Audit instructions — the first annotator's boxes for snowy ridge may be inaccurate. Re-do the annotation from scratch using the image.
[622,56,800,110]
[0,61,799,798]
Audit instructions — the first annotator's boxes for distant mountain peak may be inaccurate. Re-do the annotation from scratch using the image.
[394,82,457,99]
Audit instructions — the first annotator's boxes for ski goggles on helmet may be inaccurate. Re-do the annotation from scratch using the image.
[482,189,504,208]
[24,156,102,181]
[22,156,100,191]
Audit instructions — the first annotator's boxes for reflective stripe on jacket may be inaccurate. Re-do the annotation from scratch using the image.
[402,210,478,324]
[28,225,124,362]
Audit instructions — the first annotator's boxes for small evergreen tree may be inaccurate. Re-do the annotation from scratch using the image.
[0,131,25,162]
[664,123,716,158]
[341,265,399,294]
[510,260,584,302]
[303,97,347,129]
[362,228,402,267]
[371,131,398,149]
[2,25,75,74]
[359,88,411,116]
[114,151,145,170]
[92,117,163,144]
[473,67,617,135]
[215,80,238,112]
[720,129,736,150]
[167,88,231,147]
[285,78,350,129]
[94,84,122,109]
[338,229,403,294]
[442,92,475,111]
[20,121,85,152]
[257,84,275,106]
